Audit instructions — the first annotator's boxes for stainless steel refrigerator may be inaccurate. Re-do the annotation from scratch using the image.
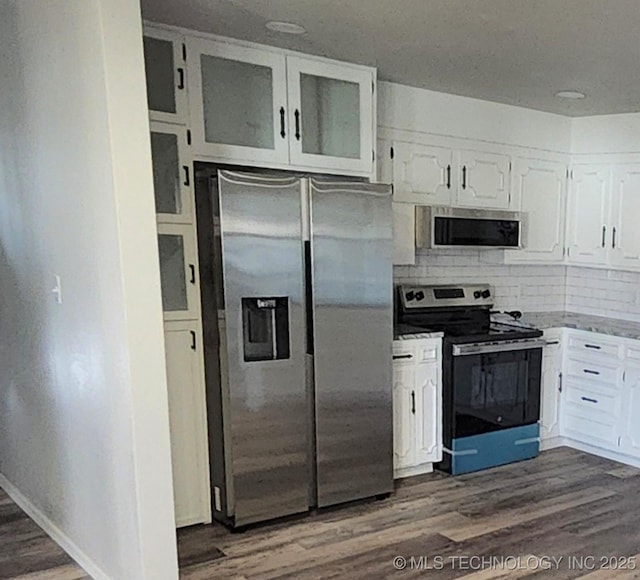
[197,168,393,528]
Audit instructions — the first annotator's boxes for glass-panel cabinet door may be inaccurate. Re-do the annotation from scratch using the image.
[143,27,187,124]
[150,122,193,223]
[187,38,289,165]
[287,56,374,175]
[157,224,200,321]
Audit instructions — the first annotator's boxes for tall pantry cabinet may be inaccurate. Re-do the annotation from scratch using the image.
[144,26,211,528]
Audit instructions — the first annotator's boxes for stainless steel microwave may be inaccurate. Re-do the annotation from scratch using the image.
[415,206,525,249]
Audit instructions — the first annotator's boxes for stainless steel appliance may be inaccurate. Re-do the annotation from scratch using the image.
[196,168,394,528]
[396,284,543,475]
[415,206,525,249]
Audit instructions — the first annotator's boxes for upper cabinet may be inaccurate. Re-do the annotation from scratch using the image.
[391,141,453,206]
[286,57,374,174]
[387,133,513,210]
[610,164,640,270]
[456,149,511,209]
[143,27,188,124]
[187,38,290,166]
[506,157,567,264]
[564,162,640,271]
[186,37,375,176]
[150,122,193,224]
[565,165,612,267]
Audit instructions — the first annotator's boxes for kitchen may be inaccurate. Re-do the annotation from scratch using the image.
[140,0,640,574]
[4,1,640,578]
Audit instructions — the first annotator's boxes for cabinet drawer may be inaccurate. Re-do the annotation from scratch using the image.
[561,412,618,447]
[565,357,620,387]
[416,341,440,364]
[566,332,622,360]
[392,344,415,364]
[564,383,619,417]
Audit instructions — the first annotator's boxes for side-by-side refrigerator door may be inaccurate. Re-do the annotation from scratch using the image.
[218,170,308,526]
[309,178,394,507]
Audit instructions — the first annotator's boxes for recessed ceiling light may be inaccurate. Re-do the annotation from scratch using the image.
[555,90,586,100]
[265,21,306,35]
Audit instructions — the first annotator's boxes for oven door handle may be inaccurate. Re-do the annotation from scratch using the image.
[452,338,546,356]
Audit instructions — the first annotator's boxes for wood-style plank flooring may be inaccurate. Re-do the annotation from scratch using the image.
[0,489,88,579]
[178,448,640,579]
[3,448,640,579]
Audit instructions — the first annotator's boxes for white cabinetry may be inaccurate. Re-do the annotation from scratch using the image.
[392,337,443,478]
[143,26,188,124]
[157,223,201,322]
[560,331,625,451]
[621,343,640,456]
[610,164,640,270]
[566,162,640,271]
[391,141,453,205]
[164,321,210,527]
[566,165,611,266]
[506,158,567,263]
[389,136,513,210]
[540,329,563,444]
[456,149,511,209]
[187,37,375,176]
[150,122,193,224]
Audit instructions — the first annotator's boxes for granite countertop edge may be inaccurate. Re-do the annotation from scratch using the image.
[519,311,640,341]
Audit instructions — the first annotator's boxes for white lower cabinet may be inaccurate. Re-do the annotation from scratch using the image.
[164,320,211,527]
[540,329,563,443]
[392,337,443,478]
[555,329,640,463]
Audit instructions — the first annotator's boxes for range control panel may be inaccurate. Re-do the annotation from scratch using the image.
[398,284,494,310]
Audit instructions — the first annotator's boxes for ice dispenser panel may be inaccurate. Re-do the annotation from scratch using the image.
[242,297,290,362]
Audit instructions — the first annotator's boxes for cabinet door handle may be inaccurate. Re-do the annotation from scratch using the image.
[411,390,416,415]
[190,330,196,351]
[446,164,451,189]
[583,368,600,375]
[392,354,413,360]
[279,106,286,138]
[581,396,598,404]
[602,225,606,248]
[612,226,617,249]
[462,166,467,189]
[189,264,196,284]
[584,344,601,350]
[183,165,190,187]
[545,340,560,345]
[294,109,301,141]
[558,371,563,393]
[177,68,185,90]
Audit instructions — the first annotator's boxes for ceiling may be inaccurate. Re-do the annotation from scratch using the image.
[140,0,640,117]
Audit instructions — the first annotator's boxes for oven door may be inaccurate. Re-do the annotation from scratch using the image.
[451,341,543,438]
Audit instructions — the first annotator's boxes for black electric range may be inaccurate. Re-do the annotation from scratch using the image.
[395,284,544,475]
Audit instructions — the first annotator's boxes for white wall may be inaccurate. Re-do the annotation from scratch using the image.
[379,81,572,153]
[0,1,178,579]
[572,112,640,155]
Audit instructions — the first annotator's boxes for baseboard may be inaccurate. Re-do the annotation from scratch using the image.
[394,462,434,480]
[561,439,640,469]
[540,436,564,451]
[0,473,109,580]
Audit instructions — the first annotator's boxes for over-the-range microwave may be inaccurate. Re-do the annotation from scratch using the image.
[415,206,526,249]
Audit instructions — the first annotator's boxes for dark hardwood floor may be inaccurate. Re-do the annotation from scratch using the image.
[178,448,640,579]
[3,448,640,579]
[0,489,88,579]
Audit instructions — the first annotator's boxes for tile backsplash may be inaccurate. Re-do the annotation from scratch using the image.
[394,249,566,312]
[566,267,640,322]
[394,250,640,321]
